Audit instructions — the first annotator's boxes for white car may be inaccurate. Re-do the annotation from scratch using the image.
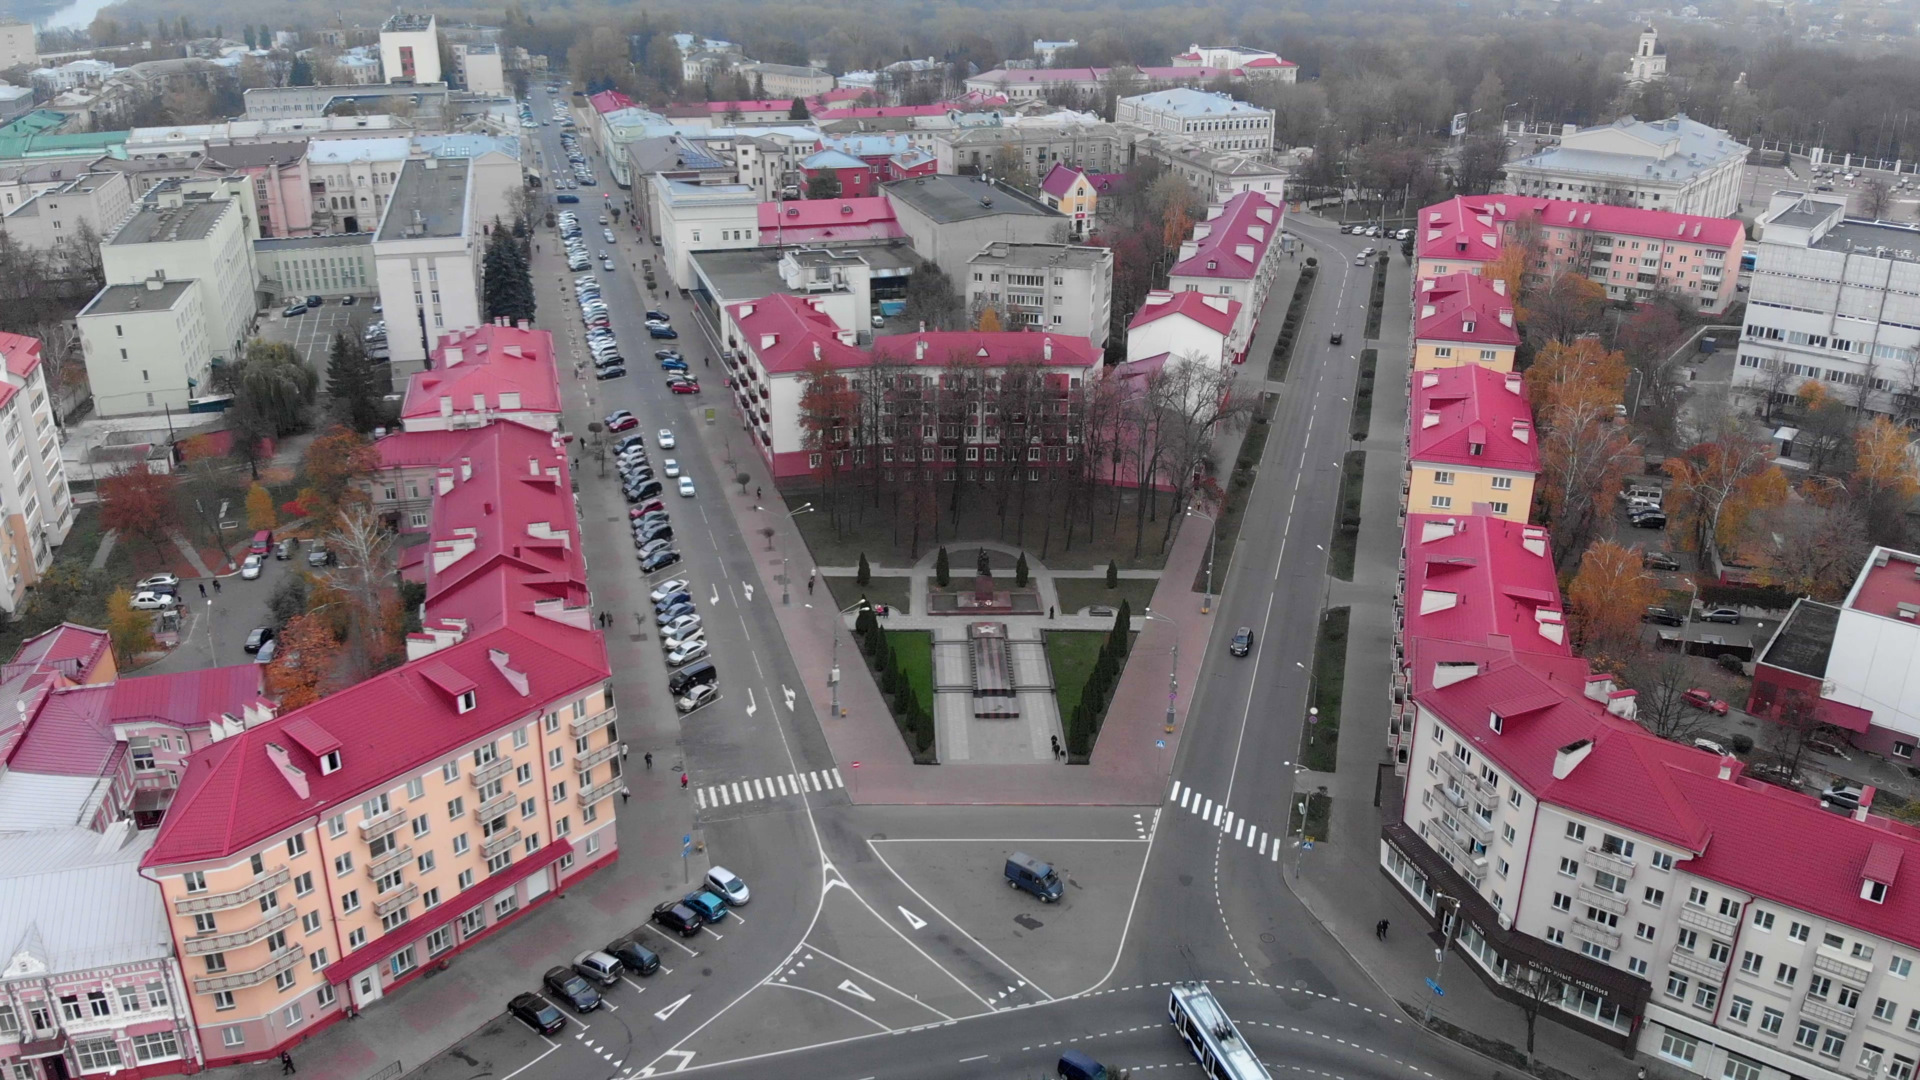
[705,866,750,905]
[650,578,689,603]
[129,590,177,610]
[678,477,696,497]
[662,459,680,478]
[676,684,718,713]
[664,641,708,667]
[657,429,676,449]
[136,573,180,590]
[661,613,702,637]
[240,554,264,580]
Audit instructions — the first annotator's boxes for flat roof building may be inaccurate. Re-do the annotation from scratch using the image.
[965,241,1113,349]
[882,174,1065,271]
[1503,114,1745,219]
[1115,88,1274,153]
[372,158,479,375]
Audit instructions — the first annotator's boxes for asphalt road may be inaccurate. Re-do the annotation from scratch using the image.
[417,89,1494,1080]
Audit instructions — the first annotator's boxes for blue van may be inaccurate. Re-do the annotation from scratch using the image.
[556,194,581,204]
[1005,852,1063,903]
[1057,1049,1111,1080]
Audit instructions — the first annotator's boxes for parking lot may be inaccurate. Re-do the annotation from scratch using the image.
[137,541,306,677]
[255,294,378,392]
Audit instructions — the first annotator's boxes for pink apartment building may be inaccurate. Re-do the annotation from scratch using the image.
[1165,190,1285,362]
[1415,194,1744,315]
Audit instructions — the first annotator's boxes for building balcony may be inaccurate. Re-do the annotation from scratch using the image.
[374,883,418,918]
[1567,919,1621,952]
[1801,996,1856,1029]
[481,828,520,860]
[1668,950,1727,982]
[1581,847,1636,880]
[1676,905,1737,940]
[471,755,514,787]
[570,705,617,738]
[1430,782,1468,813]
[579,778,622,807]
[366,845,413,882]
[575,741,619,772]
[1434,750,1496,802]
[193,944,303,994]
[173,867,290,915]
[182,905,298,955]
[1577,885,1630,917]
[478,792,517,822]
[360,808,407,843]
[1813,951,1873,986]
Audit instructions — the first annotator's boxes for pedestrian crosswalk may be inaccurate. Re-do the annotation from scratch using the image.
[1167,781,1285,863]
[697,768,844,810]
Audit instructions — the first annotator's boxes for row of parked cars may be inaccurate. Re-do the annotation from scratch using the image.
[560,212,609,275]
[559,127,596,187]
[505,867,751,1034]
[571,271,629,379]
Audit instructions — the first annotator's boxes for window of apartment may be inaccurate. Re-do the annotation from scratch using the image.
[348,927,366,950]
[293,871,314,897]
[334,852,354,876]
[1433,471,1454,485]
[458,868,475,890]
[214,992,236,1013]
[417,851,436,875]
[303,910,321,935]
[1777,963,1799,986]
[447,797,466,820]
[1686,886,1709,908]
[1676,928,1699,953]
[411,815,431,839]
[1820,1029,1847,1059]
[1566,822,1587,843]
[1628,957,1648,976]
[1666,973,1689,1000]
[340,890,360,914]
[1552,892,1572,912]
[406,778,426,800]
[1694,985,1719,1012]
[1895,956,1914,979]
[1757,1007,1784,1036]
[442,761,460,783]
[1593,870,1627,895]
[1727,996,1753,1025]
[1650,852,1673,872]
[1430,496,1452,510]
[1658,1029,1698,1064]
[452,834,470,856]
[327,814,347,839]
[286,834,307,858]
[1892,1057,1918,1080]
[1789,921,1811,942]
[1558,858,1578,877]
[1875,997,1900,1022]
[1644,887,1665,907]
[1752,910,1774,931]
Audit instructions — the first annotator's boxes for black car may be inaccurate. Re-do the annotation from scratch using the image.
[1642,606,1685,627]
[607,936,661,976]
[595,365,628,380]
[1229,627,1253,657]
[641,550,683,573]
[1329,332,1344,345]
[638,524,675,545]
[244,627,275,654]
[646,309,671,322]
[541,966,602,1012]
[1629,511,1667,529]
[655,601,696,625]
[507,991,567,1035]
[653,591,691,612]
[653,901,704,936]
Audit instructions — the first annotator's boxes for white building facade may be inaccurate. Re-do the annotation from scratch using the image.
[1503,114,1746,218]
[648,176,760,289]
[76,277,212,418]
[1114,88,1274,153]
[964,242,1114,350]
[372,158,480,376]
[379,13,440,84]
[100,184,258,367]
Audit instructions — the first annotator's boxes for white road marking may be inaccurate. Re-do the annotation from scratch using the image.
[776,775,789,796]
[898,905,927,929]
[837,979,875,1002]
[653,993,690,1022]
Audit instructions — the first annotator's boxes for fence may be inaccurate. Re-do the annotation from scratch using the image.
[364,1060,402,1080]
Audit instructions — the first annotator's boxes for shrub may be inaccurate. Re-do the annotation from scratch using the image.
[1015,552,1029,588]
[1105,559,1118,588]
[1731,733,1754,755]
[936,547,951,587]
[857,552,871,585]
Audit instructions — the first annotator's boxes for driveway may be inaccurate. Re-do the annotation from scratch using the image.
[138,548,297,676]
[257,296,377,391]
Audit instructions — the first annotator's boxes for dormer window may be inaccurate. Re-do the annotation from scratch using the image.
[1865,880,1889,904]
[320,750,342,774]
[458,690,476,713]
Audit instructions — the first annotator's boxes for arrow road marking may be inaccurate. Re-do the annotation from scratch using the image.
[898,906,927,930]
[782,685,796,710]
[711,584,720,605]
[653,993,691,1022]
[837,980,875,1002]
[744,689,756,717]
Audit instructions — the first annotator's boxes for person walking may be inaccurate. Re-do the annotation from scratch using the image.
[619,741,629,760]
[198,582,207,598]
[680,772,689,789]
[1375,919,1390,939]
[280,1052,296,1075]
[211,578,221,594]
[644,751,653,769]
[1048,605,1054,619]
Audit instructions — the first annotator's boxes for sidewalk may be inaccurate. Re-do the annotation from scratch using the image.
[1281,255,1633,1079]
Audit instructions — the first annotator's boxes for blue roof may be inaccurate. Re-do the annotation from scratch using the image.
[802,149,868,170]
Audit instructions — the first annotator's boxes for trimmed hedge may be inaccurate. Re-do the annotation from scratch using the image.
[1266,266,1318,382]
[1350,348,1378,441]
[1063,601,1132,761]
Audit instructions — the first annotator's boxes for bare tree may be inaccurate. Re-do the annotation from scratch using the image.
[1151,357,1254,552]
[1505,961,1567,1063]
[321,506,397,682]
[1628,654,1707,742]
[1863,177,1893,220]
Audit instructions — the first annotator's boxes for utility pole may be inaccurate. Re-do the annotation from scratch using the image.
[1426,893,1460,1023]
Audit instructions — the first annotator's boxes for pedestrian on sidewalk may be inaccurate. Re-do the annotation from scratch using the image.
[619,741,629,759]
[280,1052,296,1075]
[680,772,689,789]
[212,579,221,594]
[1375,919,1389,939]
[755,487,762,500]
[1050,735,1061,759]
[620,788,629,803]
[644,751,653,769]
[198,582,206,598]
[1048,605,1054,619]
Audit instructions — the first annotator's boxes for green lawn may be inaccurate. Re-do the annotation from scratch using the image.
[822,575,911,615]
[1056,577,1156,616]
[885,630,935,718]
[1044,630,1109,735]
[1288,792,1334,843]
[1301,608,1351,773]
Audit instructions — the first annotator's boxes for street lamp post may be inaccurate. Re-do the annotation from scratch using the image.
[830,600,869,719]
[1427,894,1459,1024]
[756,502,814,606]
[1142,610,1180,734]
[1185,505,1218,614]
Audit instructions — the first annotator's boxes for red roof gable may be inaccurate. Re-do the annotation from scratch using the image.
[6,684,117,777]
[756,197,896,231]
[587,90,633,114]
[1242,56,1297,68]
[1127,290,1240,336]
[1415,272,1520,347]
[1040,163,1088,198]
[0,331,44,410]
[1170,191,1283,281]
[1417,194,1742,263]
[10,623,110,682]
[1403,513,1568,661]
[404,324,562,422]
[871,331,1102,372]
[1408,365,1540,473]
[107,665,264,730]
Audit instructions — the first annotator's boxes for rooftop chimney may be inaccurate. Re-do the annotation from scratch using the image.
[1552,739,1594,780]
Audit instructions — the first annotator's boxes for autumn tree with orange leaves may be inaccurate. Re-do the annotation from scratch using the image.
[1525,338,1628,416]
[1568,539,1661,659]
[1524,272,1608,347]
[1530,338,1638,563]
[266,612,342,709]
[1854,416,1920,543]
[1664,433,1787,562]
[296,427,379,530]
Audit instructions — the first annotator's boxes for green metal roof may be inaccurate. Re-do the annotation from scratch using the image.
[0,110,129,161]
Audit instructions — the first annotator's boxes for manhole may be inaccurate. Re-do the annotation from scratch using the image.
[1260,932,1276,943]
[702,967,713,976]
[1014,914,1043,931]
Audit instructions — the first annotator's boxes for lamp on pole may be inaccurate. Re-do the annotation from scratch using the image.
[829,600,869,719]
[1142,610,1180,734]
[756,502,814,605]
[1185,505,1218,615]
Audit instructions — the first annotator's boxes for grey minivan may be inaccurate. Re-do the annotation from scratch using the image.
[1005,852,1063,903]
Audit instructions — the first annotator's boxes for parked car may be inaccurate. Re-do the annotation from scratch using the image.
[668,379,701,394]
[136,573,180,590]
[130,590,177,610]
[1682,688,1730,715]
[1700,607,1743,624]
[1642,606,1684,627]
[1642,550,1681,571]
[705,867,750,905]
[595,365,628,380]
[244,627,275,654]
[682,889,729,922]
[571,950,623,986]
[240,554,264,580]
[652,901,703,936]
[541,967,602,1012]
[641,550,682,573]
[282,303,308,317]
[606,936,660,976]
[1628,511,1667,529]
[649,326,679,339]
[650,578,690,603]
[507,992,567,1035]
[676,684,718,713]
[665,641,708,667]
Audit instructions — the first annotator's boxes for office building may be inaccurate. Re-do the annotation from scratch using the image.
[0,168,135,269]
[1503,115,1746,219]
[883,174,1066,272]
[648,177,759,289]
[1114,88,1274,153]
[450,44,504,96]
[372,158,479,376]
[100,181,259,369]
[76,276,213,418]
[380,13,441,85]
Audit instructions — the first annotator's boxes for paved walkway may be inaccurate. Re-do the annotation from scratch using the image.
[1278,234,1639,1078]
[89,529,116,570]
[170,530,214,577]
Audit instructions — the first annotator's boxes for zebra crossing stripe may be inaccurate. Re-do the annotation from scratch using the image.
[1225,811,1236,834]
[1234,818,1245,841]
[754,778,767,800]
[1259,834,1269,856]
[1180,788,1192,810]
[1201,798,1213,820]
[1246,828,1256,849]
[731,782,745,803]
[775,775,789,796]
[830,768,845,788]
[808,771,822,790]
[1169,780,1184,802]
[696,788,708,810]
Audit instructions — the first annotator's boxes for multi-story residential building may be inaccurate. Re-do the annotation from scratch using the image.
[718,293,1101,481]
[0,168,135,268]
[735,63,834,100]
[1114,88,1274,153]
[730,127,826,201]
[401,322,561,433]
[1503,114,1745,219]
[143,419,616,1067]
[1170,44,1298,82]
[380,12,440,85]
[76,276,213,418]
[100,180,259,367]
[0,21,36,70]
[449,44,504,96]
[1413,272,1520,373]
[1038,164,1098,238]
[372,158,479,376]
[934,122,1127,179]
[28,60,114,96]
[1123,290,1239,371]
[1166,190,1285,363]
[0,157,117,217]
[883,174,1066,274]
[1132,133,1289,203]
[1626,26,1668,85]
[1407,366,1538,523]
[1733,192,1920,418]
[1415,194,1744,314]
[965,241,1113,349]
[648,177,759,288]
[1749,546,1920,758]
[0,333,74,606]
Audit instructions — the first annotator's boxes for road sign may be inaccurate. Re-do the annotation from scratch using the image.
[1301,840,1315,852]
[850,761,860,769]
[682,835,692,854]
[1155,739,1166,749]
[1426,978,1445,996]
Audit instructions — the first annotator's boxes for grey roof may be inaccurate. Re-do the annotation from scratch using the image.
[1509,114,1743,185]
[0,823,171,975]
[627,135,728,176]
[81,279,197,316]
[883,174,1063,224]
[1758,598,1839,678]
[0,156,111,184]
[109,196,232,245]
[1120,87,1267,117]
[256,232,374,252]
[1813,219,1920,263]
[383,12,435,31]
[376,158,470,241]
[0,772,106,831]
[969,241,1111,269]
[656,177,756,206]
[743,62,830,78]
[204,139,309,169]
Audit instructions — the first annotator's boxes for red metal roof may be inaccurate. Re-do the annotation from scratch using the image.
[587,90,633,114]
[1040,163,1088,198]
[727,295,1102,376]
[1416,194,1742,263]
[1127,290,1240,336]
[0,331,43,411]
[1408,365,1540,473]
[1415,272,1520,347]
[6,684,116,776]
[10,624,110,682]
[756,197,895,230]
[106,665,264,729]
[1402,513,1568,661]
[1169,191,1283,281]
[403,324,562,422]
[372,428,487,470]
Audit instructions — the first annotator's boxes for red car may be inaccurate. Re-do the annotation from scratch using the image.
[667,379,700,394]
[1682,688,1729,715]
[629,501,665,518]
[605,411,638,432]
